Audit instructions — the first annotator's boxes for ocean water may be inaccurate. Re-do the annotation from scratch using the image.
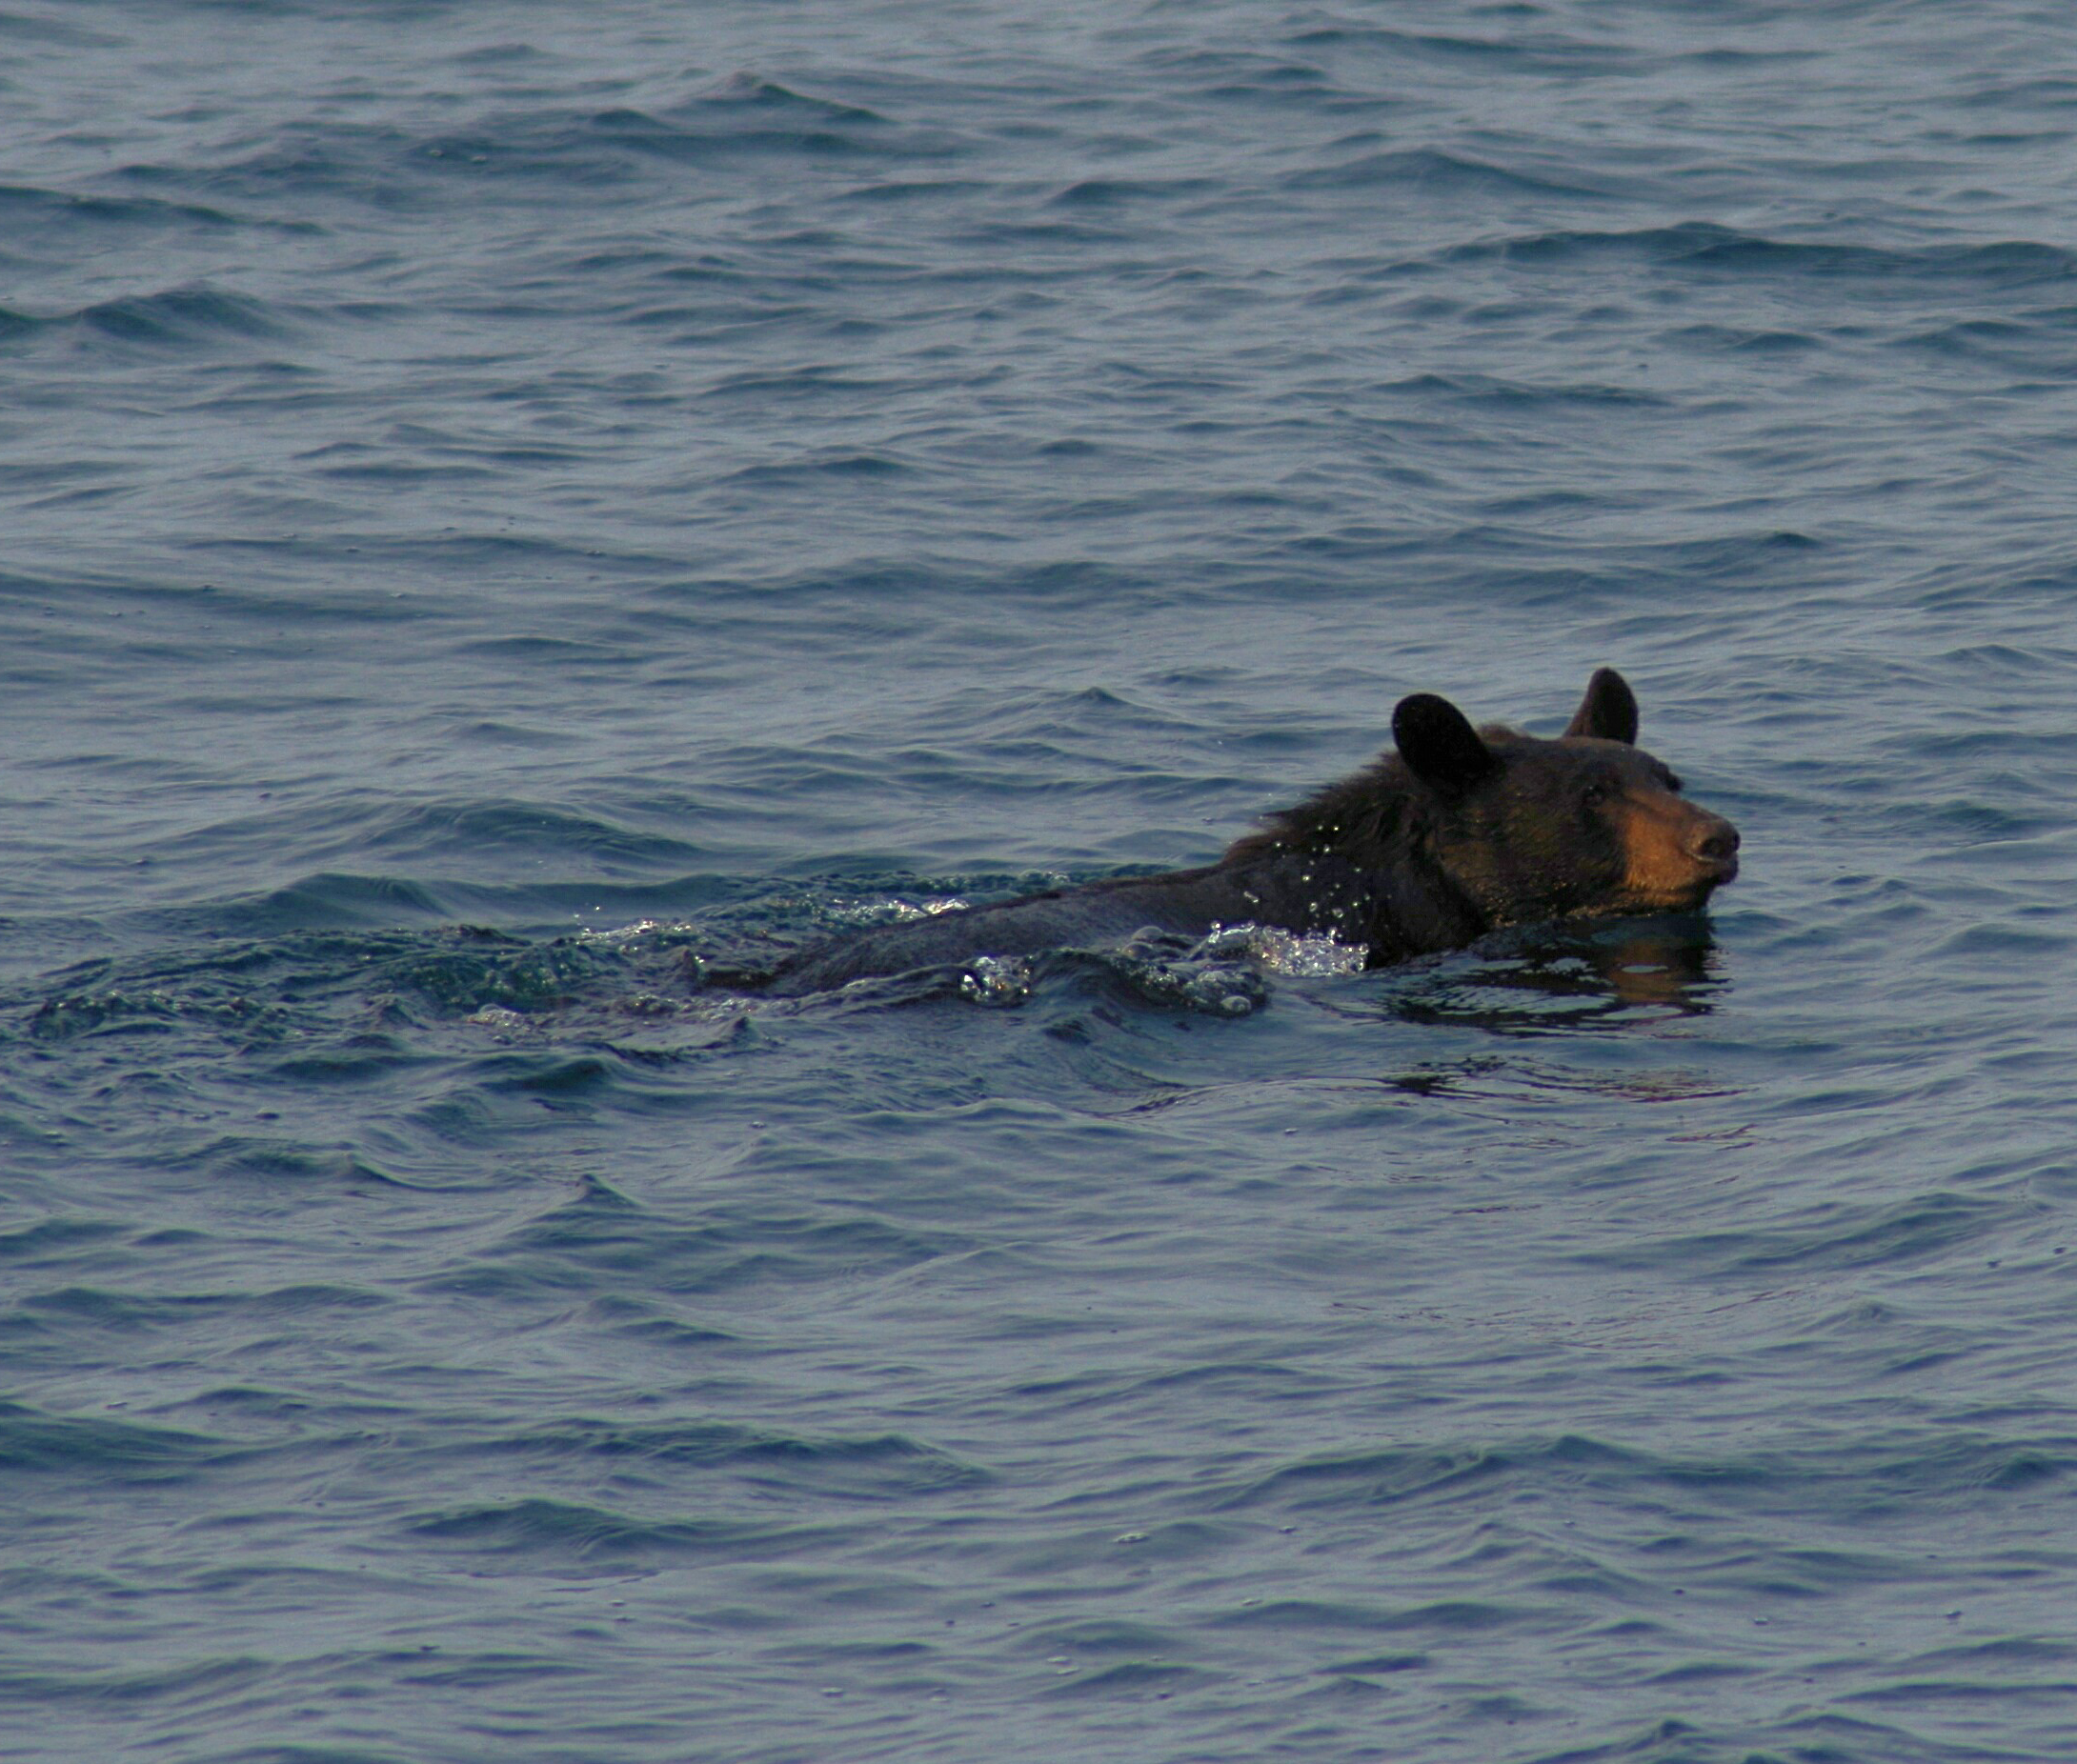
[5,2,2077,1760]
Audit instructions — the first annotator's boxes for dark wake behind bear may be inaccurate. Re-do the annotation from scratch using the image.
[756,669,1740,996]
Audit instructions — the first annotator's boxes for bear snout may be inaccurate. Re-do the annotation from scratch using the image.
[1610,794,1741,906]
[1685,813,1741,876]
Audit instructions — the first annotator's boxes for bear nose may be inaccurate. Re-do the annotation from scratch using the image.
[1690,818,1740,863]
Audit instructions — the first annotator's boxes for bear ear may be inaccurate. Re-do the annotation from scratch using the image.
[1393,692,1498,795]
[1563,667,1639,745]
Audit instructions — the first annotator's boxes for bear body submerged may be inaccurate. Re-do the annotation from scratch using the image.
[758,670,1739,996]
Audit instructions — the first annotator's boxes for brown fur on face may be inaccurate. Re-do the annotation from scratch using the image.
[1400,706,1740,930]
[1604,782,1741,910]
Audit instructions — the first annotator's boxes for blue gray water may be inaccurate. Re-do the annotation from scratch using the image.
[6,3,2077,1760]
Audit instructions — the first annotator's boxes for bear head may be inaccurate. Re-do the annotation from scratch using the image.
[1390,668,1740,926]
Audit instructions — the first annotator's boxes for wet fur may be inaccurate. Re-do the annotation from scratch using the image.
[751,669,1737,995]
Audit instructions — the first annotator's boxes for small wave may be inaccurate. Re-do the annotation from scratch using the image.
[1283,23,1635,76]
[1896,315,2056,365]
[359,799,705,871]
[0,1654,271,1713]
[0,1217,126,1262]
[693,71,893,126]
[0,13,117,47]
[1437,221,2077,287]
[1371,370,1670,410]
[0,1400,219,1477]
[1217,1440,1523,1512]
[452,1417,989,1498]
[1049,175,1221,209]
[1661,323,1823,354]
[174,1137,428,1192]
[28,981,256,1044]
[10,924,681,1085]
[402,1495,843,1564]
[1576,1189,2021,1277]
[219,873,448,933]
[71,286,290,351]
[1214,1594,1540,1637]
[447,1189,954,1300]
[1139,46,1336,100]
[477,103,902,170]
[1224,1429,2072,1529]
[20,1284,379,1330]
[388,937,636,1018]
[720,451,917,487]
[407,82,936,185]
[151,79,940,213]
[699,364,907,403]
[1047,1659,1219,1697]
[1282,148,1606,199]
[0,181,241,231]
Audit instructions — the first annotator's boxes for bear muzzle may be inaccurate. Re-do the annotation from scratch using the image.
[1686,812,1741,884]
[1616,796,1741,905]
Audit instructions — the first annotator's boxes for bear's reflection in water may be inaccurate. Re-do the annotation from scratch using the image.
[1386,913,1724,1036]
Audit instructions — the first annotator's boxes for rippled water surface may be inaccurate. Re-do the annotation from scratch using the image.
[6,3,2077,1760]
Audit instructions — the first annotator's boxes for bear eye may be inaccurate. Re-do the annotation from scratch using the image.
[1582,780,1609,807]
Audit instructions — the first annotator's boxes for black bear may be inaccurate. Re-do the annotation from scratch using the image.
[756,668,1739,995]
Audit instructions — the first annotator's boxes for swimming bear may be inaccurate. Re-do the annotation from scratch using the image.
[755,668,1739,995]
